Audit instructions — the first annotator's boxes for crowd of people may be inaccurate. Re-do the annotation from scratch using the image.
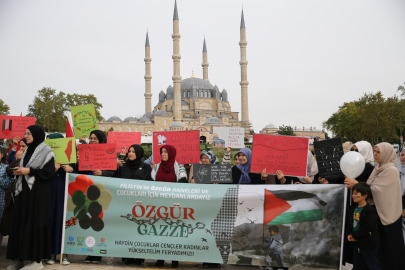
[0,125,405,270]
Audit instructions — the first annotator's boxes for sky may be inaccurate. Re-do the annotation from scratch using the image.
[1,0,405,133]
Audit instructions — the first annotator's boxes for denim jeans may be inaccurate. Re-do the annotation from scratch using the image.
[353,242,381,270]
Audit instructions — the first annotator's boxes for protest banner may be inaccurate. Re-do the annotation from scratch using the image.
[212,127,245,148]
[71,104,98,139]
[152,130,200,164]
[62,174,345,268]
[251,134,309,176]
[314,138,345,181]
[0,115,35,139]
[107,131,142,153]
[44,138,76,164]
[193,164,232,184]
[78,144,117,171]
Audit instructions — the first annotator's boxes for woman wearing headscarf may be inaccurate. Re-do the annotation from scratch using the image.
[399,149,405,244]
[151,145,186,268]
[366,143,405,270]
[343,141,375,188]
[189,150,219,183]
[6,139,27,178]
[6,125,55,270]
[231,148,267,185]
[0,148,14,252]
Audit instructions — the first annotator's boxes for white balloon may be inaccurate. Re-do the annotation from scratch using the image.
[340,152,366,179]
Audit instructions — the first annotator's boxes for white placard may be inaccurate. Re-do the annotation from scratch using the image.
[213,127,245,148]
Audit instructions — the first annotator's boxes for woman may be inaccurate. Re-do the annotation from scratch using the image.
[343,141,375,188]
[400,149,405,244]
[367,143,405,270]
[151,145,186,268]
[7,125,55,270]
[0,148,14,252]
[6,139,27,178]
[189,150,220,183]
[232,148,267,185]
[7,136,25,164]
[45,133,72,265]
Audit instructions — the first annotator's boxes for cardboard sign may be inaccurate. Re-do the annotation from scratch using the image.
[193,164,232,184]
[71,104,98,139]
[314,138,344,180]
[0,115,35,139]
[212,127,245,148]
[78,143,117,171]
[152,130,200,164]
[44,138,77,164]
[107,131,142,153]
[251,134,309,177]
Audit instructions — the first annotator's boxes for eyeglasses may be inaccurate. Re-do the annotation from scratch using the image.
[24,132,32,136]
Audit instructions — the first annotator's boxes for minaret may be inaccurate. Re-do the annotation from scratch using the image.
[144,30,152,114]
[239,8,249,133]
[202,36,209,82]
[172,0,182,121]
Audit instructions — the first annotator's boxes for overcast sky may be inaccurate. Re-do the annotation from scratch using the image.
[1,0,405,133]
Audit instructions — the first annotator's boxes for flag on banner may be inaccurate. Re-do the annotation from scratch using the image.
[2,119,12,136]
[264,189,327,225]
[66,115,75,138]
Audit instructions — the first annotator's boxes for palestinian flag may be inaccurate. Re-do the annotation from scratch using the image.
[264,189,327,225]
[2,119,12,136]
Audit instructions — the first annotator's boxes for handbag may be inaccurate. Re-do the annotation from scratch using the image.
[0,177,17,236]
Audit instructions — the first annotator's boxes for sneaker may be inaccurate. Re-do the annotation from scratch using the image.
[20,261,44,270]
[45,254,56,265]
[92,256,102,264]
[84,256,93,263]
[62,254,70,265]
[7,260,24,270]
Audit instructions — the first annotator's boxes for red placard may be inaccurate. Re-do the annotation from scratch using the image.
[0,115,35,139]
[152,130,200,164]
[251,134,309,177]
[78,143,117,171]
[107,131,142,153]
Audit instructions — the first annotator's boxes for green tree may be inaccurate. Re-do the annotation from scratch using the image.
[277,125,296,136]
[397,81,405,97]
[322,130,330,140]
[66,93,103,122]
[103,127,114,138]
[0,99,10,115]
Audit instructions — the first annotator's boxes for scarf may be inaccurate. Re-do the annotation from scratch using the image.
[367,142,402,225]
[236,148,252,184]
[298,150,319,183]
[200,150,219,164]
[352,141,374,165]
[90,130,107,144]
[399,149,405,197]
[126,144,144,169]
[23,125,46,167]
[156,145,177,182]
[47,133,64,139]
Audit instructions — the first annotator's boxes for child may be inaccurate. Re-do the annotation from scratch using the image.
[264,225,287,269]
[347,182,381,270]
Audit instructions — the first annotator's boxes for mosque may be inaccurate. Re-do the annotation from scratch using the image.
[98,1,250,143]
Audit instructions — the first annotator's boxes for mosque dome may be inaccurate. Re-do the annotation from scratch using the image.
[213,85,219,91]
[123,117,137,122]
[181,77,214,90]
[107,116,122,122]
[138,117,151,123]
[204,117,222,125]
[170,122,184,128]
[153,110,170,116]
[265,123,277,129]
[222,89,227,94]
[143,112,153,119]
[159,90,165,95]
[167,85,174,91]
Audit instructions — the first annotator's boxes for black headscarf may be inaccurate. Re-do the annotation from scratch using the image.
[90,130,107,144]
[23,125,46,166]
[126,144,144,169]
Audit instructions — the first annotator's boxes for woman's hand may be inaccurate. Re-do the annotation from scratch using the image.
[276,170,286,184]
[191,179,195,184]
[79,134,87,143]
[16,150,24,159]
[261,168,268,179]
[150,162,155,169]
[93,170,102,176]
[303,177,313,184]
[294,182,302,185]
[198,161,202,164]
[12,136,20,150]
[344,177,358,189]
[117,159,126,167]
[61,164,74,173]
[55,162,61,172]
[319,178,329,184]
[14,167,30,175]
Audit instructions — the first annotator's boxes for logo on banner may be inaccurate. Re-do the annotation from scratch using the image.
[2,119,12,136]
[81,248,93,253]
[97,237,107,247]
[67,236,75,245]
[97,249,107,254]
[86,236,96,247]
[67,248,78,252]
[77,236,84,246]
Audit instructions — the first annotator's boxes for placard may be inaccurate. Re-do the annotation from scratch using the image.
[251,134,309,177]
[71,104,98,139]
[314,138,344,180]
[152,130,200,164]
[212,127,245,148]
[44,138,77,164]
[107,132,142,152]
[78,144,117,171]
[0,115,35,139]
[193,164,232,184]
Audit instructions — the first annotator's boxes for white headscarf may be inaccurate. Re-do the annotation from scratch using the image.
[352,141,374,165]
[298,150,319,183]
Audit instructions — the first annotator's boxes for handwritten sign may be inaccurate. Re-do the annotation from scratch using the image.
[71,104,98,139]
[193,164,232,184]
[212,127,245,148]
[0,116,35,139]
[152,130,200,164]
[251,134,309,177]
[107,132,142,152]
[314,138,344,180]
[44,138,76,164]
[78,143,117,171]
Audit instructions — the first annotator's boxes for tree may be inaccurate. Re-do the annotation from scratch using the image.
[0,99,10,115]
[103,127,114,138]
[249,129,255,135]
[277,125,296,136]
[322,130,330,140]
[397,81,405,97]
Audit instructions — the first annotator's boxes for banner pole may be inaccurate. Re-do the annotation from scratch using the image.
[339,187,348,270]
[60,172,69,265]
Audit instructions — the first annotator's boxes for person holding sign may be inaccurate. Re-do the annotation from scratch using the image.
[7,125,55,270]
[343,141,375,188]
[232,148,267,185]
[7,136,26,165]
[189,150,219,183]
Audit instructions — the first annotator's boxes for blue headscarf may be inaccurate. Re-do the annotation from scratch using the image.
[236,148,252,184]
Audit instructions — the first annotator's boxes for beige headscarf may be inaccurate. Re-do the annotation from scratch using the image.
[342,141,353,154]
[298,150,319,183]
[367,142,401,225]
